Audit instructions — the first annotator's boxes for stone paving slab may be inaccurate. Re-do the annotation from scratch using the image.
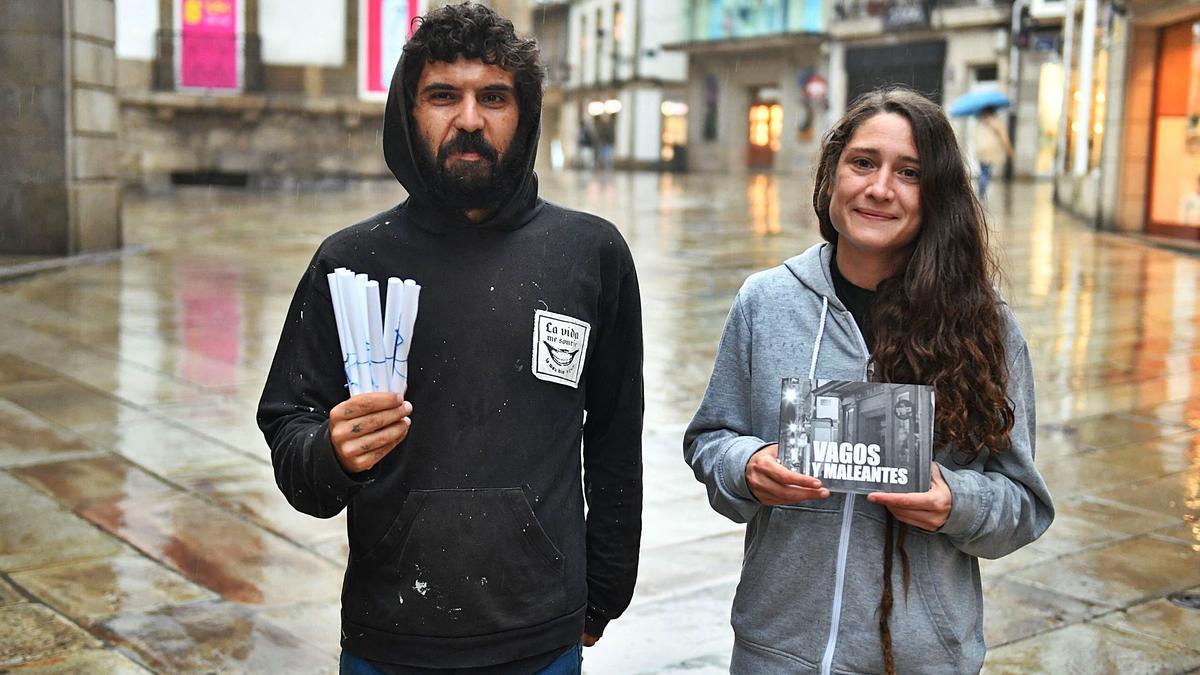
[0,648,151,673]
[982,577,1108,647]
[979,495,1177,579]
[1011,535,1200,610]
[1130,397,1200,431]
[0,380,154,435]
[1152,524,1200,546]
[79,491,343,607]
[1094,468,1200,523]
[0,473,130,573]
[32,357,217,410]
[151,400,275,458]
[0,577,26,607]
[1039,412,1192,453]
[0,400,98,469]
[82,416,262,477]
[0,603,100,667]
[12,456,178,511]
[257,600,342,657]
[8,554,216,625]
[1037,432,1200,497]
[982,621,1200,674]
[634,531,744,600]
[641,492,741,551]
[95,601,337,673]
[175,459,348,549]
[0,353,58,387]
[1096,590,1200,655]
[12,454,343,604]
[582,582,736,675]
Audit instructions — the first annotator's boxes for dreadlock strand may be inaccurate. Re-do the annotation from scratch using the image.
[879,513,897,675]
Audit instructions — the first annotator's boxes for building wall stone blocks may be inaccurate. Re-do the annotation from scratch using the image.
[72,0,117,43]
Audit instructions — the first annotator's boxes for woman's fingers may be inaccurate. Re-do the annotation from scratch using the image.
[747,447,829,504]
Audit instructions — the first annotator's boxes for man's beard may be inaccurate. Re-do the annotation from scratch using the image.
[415,128,523,211]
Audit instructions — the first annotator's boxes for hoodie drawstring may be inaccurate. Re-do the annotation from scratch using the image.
[808,296,828,380]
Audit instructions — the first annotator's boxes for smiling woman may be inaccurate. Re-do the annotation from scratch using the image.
[684,87,1053,675]
[825,112,923,289]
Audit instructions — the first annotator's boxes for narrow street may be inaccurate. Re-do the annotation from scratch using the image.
[0,173,1197,673]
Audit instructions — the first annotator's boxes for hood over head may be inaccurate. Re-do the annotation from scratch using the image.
[382,5,544,234]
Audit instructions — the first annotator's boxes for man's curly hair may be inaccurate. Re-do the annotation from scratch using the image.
[400,3,545,121]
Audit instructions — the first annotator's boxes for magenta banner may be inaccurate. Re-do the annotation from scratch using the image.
[177,0,241,91]
[359,0,425,101]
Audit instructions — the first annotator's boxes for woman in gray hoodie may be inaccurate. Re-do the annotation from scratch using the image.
[684,88,1053,675]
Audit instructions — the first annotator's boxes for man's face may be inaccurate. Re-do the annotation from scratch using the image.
[412,58,521,209]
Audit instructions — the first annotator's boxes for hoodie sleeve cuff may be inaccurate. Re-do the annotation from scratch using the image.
[584,606,610,637]
[720,437,772,503]
[937,462,987,537]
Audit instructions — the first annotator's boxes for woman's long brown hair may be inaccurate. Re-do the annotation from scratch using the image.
[812,88,1015,674]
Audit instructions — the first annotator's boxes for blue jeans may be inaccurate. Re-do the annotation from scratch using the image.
[977,162,994,200]
[339,644,582,675]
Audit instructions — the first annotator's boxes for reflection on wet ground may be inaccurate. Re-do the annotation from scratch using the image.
[0,174,1196,672]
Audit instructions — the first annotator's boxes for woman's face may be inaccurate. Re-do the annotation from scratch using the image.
[828,112,923,271]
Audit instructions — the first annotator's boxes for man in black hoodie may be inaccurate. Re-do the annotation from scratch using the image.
[257,4,643,673]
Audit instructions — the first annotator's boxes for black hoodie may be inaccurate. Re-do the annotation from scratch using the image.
[257,53,643,668]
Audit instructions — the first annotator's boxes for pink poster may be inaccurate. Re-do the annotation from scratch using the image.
[359,0,424,101]
[177,0,241,91]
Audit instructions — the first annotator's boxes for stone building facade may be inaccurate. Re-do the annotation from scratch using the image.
[2,0,122,255]
[114,0,532,189]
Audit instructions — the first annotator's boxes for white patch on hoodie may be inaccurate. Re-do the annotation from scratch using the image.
[532,309,590,388]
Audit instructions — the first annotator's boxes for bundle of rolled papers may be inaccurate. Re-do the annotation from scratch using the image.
[326,268,421,396]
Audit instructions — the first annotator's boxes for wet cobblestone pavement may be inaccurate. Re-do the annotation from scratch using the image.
[0,173,1197,673]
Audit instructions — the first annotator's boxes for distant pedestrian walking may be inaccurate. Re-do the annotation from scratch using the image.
[973,106,1012,201]
[576,118,595,169]
[595,114,616,170]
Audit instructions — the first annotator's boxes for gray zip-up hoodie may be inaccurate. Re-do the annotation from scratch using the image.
[684,243,1053,674]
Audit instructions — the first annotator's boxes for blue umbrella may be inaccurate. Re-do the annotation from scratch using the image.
[948,90,1011,117]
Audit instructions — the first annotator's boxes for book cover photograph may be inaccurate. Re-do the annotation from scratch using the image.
[778,378,935,494]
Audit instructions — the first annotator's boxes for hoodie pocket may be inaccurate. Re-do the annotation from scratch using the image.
[906,530,982,664]
[346,487,567,637]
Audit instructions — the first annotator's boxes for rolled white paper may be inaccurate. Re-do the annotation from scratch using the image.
[327,272,360,396]
[338,269,373,393]
[353,273,376,391]
[366,280,388,393]
[390,279,421,394]
[382,277,404,392]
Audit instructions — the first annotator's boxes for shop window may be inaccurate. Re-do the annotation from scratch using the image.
[1064,39,1108,175]
[971,64,999,84]
[1149,19,1200,233]
[660,101,689,164]
[1036,62,1064,176]
[748,101,783,169]
[748,103,783,150]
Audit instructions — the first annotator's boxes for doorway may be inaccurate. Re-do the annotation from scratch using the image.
[748,89,783,169]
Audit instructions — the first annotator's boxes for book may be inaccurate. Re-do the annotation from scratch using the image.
[777,378,935,494]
